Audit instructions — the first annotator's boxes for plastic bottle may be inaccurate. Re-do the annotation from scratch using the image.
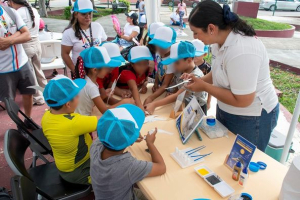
[239,168,249,187]
[232,161,242,181]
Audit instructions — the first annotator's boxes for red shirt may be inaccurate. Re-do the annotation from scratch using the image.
[117,65,148,89]
[96,68,119,89]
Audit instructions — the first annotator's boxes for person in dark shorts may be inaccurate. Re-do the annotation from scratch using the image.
[0,5,35,120]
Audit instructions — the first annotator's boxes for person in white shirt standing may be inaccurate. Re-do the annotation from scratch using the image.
[138,0,145,23]
[8,0,47,105]
[185,1,279,151]
[0,5,36,121]
[61,0,107,79]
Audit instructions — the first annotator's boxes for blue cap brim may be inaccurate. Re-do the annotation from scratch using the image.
[130,56,153,63]
[76,9,97,13]
[195,51,206,57]
[111,55,125,62]
[116,104,145,131]
[149,38,172,49]
[161,57,179,65]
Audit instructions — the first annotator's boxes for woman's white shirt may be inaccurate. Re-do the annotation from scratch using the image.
[61,22,107,65]
[123,22,140,37]
[211,31,278,116]
[17,7,40,38]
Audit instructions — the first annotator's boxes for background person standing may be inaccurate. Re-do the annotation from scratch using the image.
[138,0,145,23]
[177,0,187,30]
[8,0,47,105]
[0,5,36,123]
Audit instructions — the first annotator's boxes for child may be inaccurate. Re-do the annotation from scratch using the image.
[97,42,132,103]
[191,39,212,110]
[117,46,153,112]
[42,75,98,185]
[144,26,177,105]
[75,46,134,116]
[144,41,208,115]
[90,104,166,200]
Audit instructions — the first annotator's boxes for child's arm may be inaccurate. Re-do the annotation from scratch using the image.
[93,96,108,114]
[128,80,144,112]
[99,87,121,105]
[152,73,159,93]
[145,128,166,177]
[145,88,184,115]
[144,73,174,105]
[114,87,132,98]
[207,94,212,110]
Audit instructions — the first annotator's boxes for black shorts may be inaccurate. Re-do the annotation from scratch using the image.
[0,62,36,101]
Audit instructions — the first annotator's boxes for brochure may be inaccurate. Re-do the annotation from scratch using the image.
[176,96,205,144]
[226,135,256,169]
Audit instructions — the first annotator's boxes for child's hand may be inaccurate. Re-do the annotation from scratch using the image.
[144,102,155,115]
[105,88,112,96]
[139,85,148,94]
[145,128,157,144]
[135,133,143,143]
[152,84,158,93]
[143,97,153,106]
[121,90,132,98]
[121,98,135,105]
[207,102,211,110]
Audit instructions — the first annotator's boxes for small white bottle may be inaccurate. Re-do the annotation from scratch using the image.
[239,168,248,187]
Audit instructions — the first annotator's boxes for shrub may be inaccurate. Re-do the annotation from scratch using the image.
[114,0,130,11]
[64,6,72,20]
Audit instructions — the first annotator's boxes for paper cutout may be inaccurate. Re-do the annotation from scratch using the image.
[144,115,167,124]
[165,79,191,90]
[174,90,186,113]
[107,74,121,104]
[132,38,140,46]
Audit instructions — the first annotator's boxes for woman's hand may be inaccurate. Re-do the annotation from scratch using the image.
[181,74,207,92]
[144,102,156,115]
[143,96,153,106]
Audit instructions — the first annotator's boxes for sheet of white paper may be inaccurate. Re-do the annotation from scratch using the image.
[174,90,186,113]
[27,85,45,92]
[144,115,167,124]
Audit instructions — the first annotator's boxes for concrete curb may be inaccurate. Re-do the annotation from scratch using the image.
[270,59,300,75]
[255,25,295,38]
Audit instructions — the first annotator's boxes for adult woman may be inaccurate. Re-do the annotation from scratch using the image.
[177,0,187,30]
[114,11,140,50]
[185,1,279,151]
[61,0,107,77]
[7,0,47,105]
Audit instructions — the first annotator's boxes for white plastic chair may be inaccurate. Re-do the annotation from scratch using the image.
[40,40,67,75]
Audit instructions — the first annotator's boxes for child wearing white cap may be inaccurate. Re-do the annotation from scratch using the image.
[191,39,211,110]
[97,42,132,104]
[117,46,153,113]
[74,47,134,117]
[144,26,177,106]
[145,41,208,115]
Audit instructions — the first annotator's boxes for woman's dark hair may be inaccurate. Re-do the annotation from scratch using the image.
[132,17,138,26]
[63,12,82,40]
[188,1,255,36]
[180,0,183,6]
[11,0,35,28]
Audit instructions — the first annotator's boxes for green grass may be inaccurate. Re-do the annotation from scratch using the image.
[270,67,300,122]
[48,8,122,21]
[240,16,292,30]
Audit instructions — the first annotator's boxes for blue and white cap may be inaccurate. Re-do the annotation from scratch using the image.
[44,75,86,107]
[149,26,177,49]
[147,22,164,39]
[97,104,145,151]
[128,46,153,63]
[191,39,208,57]
[161,41,195,65]
[101,42,125,62]
[80,46,121,68]
[73,0,97,13]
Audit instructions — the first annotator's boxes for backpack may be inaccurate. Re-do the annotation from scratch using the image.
[1,6,16,25]
[136,0,140,9]
[0,187,12,200]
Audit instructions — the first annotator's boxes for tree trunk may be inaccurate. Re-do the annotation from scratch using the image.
[39,0,48,17]
[91,0,95,8]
